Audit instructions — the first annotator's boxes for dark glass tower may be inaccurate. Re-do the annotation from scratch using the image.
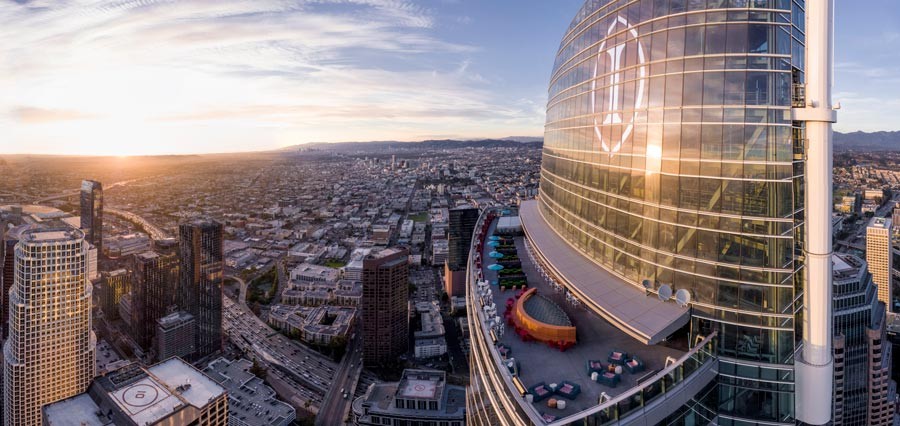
[446,206,479,297]
[178,218,224,360]
[132,250,179,352]
[79,180,103,255]
[99,269,130,321]
[361,247,409,367]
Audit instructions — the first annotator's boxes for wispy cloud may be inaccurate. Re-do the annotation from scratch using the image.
[0,0,540,154]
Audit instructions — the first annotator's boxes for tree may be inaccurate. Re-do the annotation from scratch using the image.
[249,360,268,379]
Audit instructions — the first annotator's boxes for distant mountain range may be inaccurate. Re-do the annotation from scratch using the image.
[287,131,900,153]
[291,138,544,152]
[834,131,900,151]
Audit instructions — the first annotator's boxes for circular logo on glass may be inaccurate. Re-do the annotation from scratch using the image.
[591,16,646,155]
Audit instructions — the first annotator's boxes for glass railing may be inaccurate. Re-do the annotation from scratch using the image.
[547,332,719,426]
[792,84,806,108]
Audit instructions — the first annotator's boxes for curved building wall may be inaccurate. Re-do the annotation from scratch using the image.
[540,0,806,423]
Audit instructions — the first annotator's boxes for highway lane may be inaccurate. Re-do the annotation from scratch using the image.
[223,296,339,408]
[105,207,171,240]
[315,331,364,425]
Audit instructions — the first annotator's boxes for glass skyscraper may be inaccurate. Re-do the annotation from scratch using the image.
[79,180,103,255]
[466,1,838,425]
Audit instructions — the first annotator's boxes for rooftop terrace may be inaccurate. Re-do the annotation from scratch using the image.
[476,216,686,418]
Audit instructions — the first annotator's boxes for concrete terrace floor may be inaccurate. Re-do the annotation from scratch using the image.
[480,219,685,418]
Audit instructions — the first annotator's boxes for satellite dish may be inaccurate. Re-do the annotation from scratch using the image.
[658,284,673,301]
[675,289,691,307]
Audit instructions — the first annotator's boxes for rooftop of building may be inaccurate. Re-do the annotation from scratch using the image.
[43,394,111,426]
[474,208,688,417]
[869,216,892,229]
[45,358,225,426]
[353,369,465,419]
[158,310,194,328]
[203,358,296,426]
[21,226,83,243]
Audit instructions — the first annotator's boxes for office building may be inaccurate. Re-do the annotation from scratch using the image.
[203,358,296,426]
[179,218,224,360]
[867,217,893,309]
[132,250,179,352]
[445,206,478,297]
[467,0,839,425]
[100,269,130,321]
[362,247,409,367]
[3,227,96,426]
[41,358,228,426]
[831,253,899,425]
[80,180,103,255]
[351,369,464,426]
[156,311,196,362]
[0,228,19,339]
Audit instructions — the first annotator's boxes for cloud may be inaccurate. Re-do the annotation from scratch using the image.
[11,107,100,124]
[0,0,540,154]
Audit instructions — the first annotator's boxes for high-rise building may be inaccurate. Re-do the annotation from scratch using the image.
[132,250,179,352]
[3,227,95,426]
[867,217,893,310]
[832,253,899,425]
[41,358,228,426]
[445,206,479,297]
[0,228,18,340]
[80,180,103,255]
[467,0,838,425]
[156,310,196,362]
[100,269,130,321]
[179,218,224,360]
[361,247,409,367]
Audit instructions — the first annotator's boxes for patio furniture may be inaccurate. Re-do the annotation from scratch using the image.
[608,350,628,365]
[625,356,645,374]
[557,400,567,410]
[542,413,558,422]
[598,372,620,388]
[547,398,558,409]
[556,381,581,400]
[586,360,605,376]
[529,382,553,402]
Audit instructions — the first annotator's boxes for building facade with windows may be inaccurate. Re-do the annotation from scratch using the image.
[467,0,839,425]
[3,227,96,426]
[80,180,103,255]
[179,218,224,360]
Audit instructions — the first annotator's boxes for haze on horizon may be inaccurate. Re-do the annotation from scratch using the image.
[2,0,899,156]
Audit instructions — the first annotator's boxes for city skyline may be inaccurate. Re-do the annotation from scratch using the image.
[2,0,899,156]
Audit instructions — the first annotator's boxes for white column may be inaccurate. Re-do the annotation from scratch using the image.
[794,0,837,424]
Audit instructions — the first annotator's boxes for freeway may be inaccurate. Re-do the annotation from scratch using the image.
[105,207,171,240]
[223,296,338,410]
[315,331,364,425]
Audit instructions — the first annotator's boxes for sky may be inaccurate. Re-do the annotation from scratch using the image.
[1,0,898,156]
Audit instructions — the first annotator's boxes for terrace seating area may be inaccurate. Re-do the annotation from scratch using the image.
[472,210,690,419]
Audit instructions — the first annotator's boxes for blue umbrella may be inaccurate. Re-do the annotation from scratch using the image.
[489,235,500,241]
[488,264,504,271]
[487,240,500,247]
[489,251,504,259]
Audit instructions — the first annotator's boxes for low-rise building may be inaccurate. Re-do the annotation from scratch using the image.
[203,358,296,426]
[268,304,356,346]
[351,369,464,426]
[42,358,228,426]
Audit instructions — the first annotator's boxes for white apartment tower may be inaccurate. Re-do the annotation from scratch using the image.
[867,217,893,309]
[2,227,96,426]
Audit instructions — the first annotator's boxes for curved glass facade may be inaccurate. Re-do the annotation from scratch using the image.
[540,1,806,423]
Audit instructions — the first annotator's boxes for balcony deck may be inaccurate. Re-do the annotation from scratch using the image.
[478,217,686,419]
